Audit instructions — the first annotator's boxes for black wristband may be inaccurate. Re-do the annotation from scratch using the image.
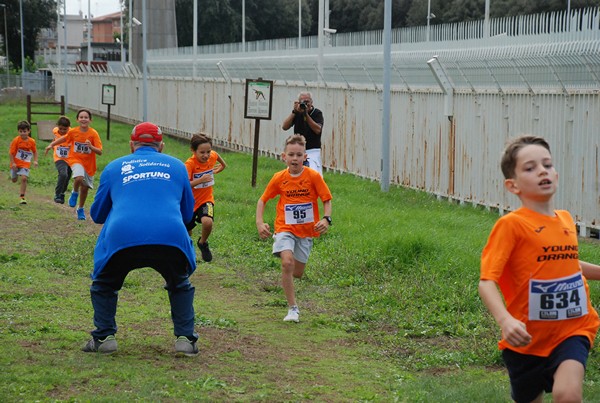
[323,216,332,225]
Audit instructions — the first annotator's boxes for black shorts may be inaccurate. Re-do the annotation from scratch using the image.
[185,202,214,231]
[502,335,590,403]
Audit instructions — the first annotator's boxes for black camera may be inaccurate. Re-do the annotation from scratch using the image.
[299,102,307,110]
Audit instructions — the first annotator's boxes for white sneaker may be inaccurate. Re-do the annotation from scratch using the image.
[283,306,300,322]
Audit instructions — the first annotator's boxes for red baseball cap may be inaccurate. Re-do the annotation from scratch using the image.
[131,122,163,142]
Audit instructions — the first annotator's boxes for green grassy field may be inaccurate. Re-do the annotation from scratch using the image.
[1,101,599,401]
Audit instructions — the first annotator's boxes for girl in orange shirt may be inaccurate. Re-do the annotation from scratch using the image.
[45,109,103,220]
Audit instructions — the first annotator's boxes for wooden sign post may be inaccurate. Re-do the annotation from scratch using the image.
[244,78,274,187]
[102,84,116,140]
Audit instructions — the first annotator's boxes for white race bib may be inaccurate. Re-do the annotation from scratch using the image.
[55,146,69,159]
[284,202,314,225]
[193,169,214,189]
[74,141,91,154]
[16,149,33,162]
[529,272,588,321]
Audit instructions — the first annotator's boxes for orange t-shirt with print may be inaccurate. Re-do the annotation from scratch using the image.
[260,167,332,238]
[184,151,220,210]
[65,126,102,176]
[9,135,37,169]
[481,207,599,357]
[52,127,70,163]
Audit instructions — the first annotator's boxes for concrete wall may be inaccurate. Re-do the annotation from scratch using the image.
[131,0,177,69]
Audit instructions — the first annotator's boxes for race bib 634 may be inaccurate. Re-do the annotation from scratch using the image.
[529,272,588,321]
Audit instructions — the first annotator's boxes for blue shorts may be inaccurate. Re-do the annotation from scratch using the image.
[502,335,590,403]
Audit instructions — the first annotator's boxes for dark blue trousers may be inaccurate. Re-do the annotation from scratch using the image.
[90,245,198,341]
[54,160,72,197]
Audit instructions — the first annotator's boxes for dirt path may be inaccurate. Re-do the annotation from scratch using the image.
[0,176,397,401]
[0,177,101,255]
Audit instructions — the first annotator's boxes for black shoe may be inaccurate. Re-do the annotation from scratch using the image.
[197,239,213,262]
[82,335,117,354]
[54,195,65,204]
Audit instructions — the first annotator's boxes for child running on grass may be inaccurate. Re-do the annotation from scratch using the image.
[184,133,227,262]
[45,109,102,220]
[50,116,72,204]
[8,120,37,204]
[256,134,332,322]
[479,135,600,402]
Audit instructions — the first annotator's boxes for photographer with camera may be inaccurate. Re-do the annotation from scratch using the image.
[282,91,324,175]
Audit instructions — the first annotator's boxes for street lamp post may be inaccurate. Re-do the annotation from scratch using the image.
[567,0,571,30]
[317,0,323,81]
[63,0,68,107]
[193,0,197,78]
[426,0,432,42]
[0,3,9,86]
[19,0,24,73]
[484,0,490,38]
[142,0,147,121]
[87,0,91,71]
[128,0,132,63]
[298,0,301,48]
[119,0,124,69]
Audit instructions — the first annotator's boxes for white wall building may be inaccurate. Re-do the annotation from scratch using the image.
[37,14,87,68]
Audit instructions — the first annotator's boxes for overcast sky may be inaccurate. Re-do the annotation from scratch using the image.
[65,0,121,18]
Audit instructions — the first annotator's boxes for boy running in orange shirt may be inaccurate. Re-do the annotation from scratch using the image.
[50,116,72,204]
[256,134,332,322]
[479,135,600,402]
[8,120,38,204]
[184,134,227,262]
[45,109,102,220]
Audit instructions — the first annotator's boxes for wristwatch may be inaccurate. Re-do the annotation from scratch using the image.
[323,216,332,225]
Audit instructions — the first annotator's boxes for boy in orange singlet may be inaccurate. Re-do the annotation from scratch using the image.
[8,120,38,204]
[479,135,600,403]
[45,109,103,220]
[184,134,227,262]
[51,116,72,204]
[256,134,332,322]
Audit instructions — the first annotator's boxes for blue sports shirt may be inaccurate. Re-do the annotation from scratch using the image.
[90,147,196,279]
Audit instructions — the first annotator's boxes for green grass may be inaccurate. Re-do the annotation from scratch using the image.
[1,100,600,401]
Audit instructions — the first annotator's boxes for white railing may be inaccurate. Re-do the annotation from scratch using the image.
[149,7,599,57]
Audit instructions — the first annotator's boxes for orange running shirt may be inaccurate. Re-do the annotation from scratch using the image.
[260,167,332,238]
[481,207,599,356]
[9,135,37,169]
[184,151,220,210]
[52,127,70,163]
[65,126,102,175]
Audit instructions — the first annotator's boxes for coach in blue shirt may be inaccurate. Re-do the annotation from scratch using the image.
[83,122,199,356]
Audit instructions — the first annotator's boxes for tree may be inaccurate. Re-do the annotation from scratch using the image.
[171,0,599,47]
[176,0,306,46]
[242,0,300,40]
[407,0,600,27]
[0,0,55,72]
